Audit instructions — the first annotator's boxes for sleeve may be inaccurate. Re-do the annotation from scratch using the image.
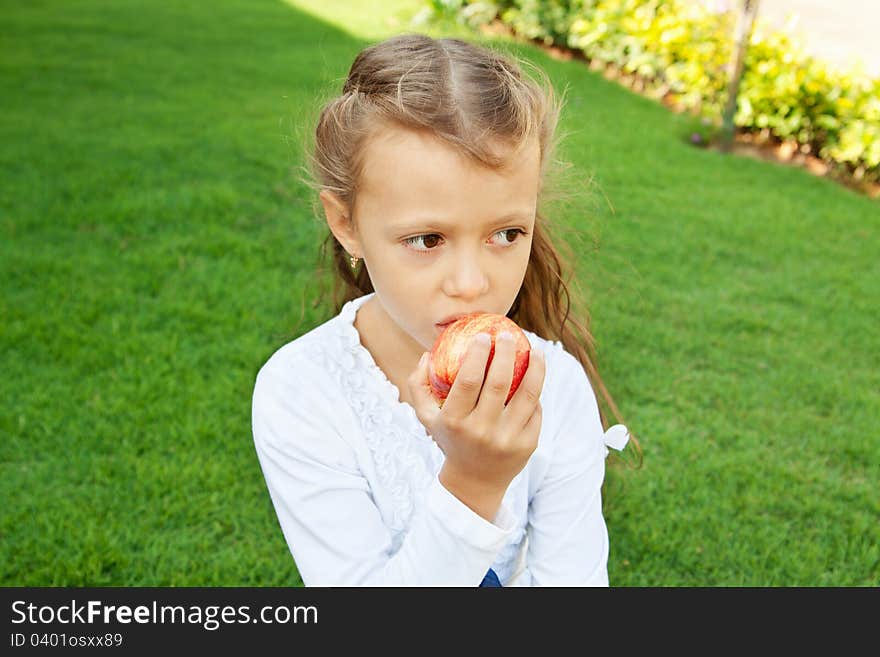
[251,351,517,586]
[524,346,612,586]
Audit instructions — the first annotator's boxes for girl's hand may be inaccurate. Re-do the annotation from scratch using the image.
[407,332,546,498]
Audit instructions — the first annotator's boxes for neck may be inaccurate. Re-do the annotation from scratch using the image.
[353,297,420,406]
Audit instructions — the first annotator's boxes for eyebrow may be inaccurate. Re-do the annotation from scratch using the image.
[387,210,535,233]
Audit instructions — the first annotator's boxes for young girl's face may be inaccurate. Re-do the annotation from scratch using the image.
[332,126,540,357]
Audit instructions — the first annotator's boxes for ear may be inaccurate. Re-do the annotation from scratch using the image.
[320,189,362,258]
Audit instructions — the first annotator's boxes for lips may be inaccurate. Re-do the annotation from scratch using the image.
[436,317,461,328]
[436,313,480,328]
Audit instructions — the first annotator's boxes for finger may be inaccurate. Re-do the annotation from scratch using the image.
[472,331,517,422]
[407,352,441,428]
[518,400,543,452]
[502,347,546,430]
[441,332,492,419]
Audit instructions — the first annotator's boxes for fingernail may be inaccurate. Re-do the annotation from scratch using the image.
[475,333,491,345]
[498,331,513,342]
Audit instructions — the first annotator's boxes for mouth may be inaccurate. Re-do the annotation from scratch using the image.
[436,315,467,329]
[435,312,486,332]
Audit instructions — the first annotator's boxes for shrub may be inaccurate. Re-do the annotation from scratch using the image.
[425,0,880,182]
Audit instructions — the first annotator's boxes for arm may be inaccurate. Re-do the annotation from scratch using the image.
[251,352,517,586]
[524,348,611,586]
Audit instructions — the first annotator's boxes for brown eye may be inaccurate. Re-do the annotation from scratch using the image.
[495,228,526,245]
[402,234,443,252]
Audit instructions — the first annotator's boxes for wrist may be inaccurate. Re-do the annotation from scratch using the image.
[438,464,508,523]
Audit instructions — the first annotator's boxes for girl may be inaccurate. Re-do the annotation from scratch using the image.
[252,33,640,587]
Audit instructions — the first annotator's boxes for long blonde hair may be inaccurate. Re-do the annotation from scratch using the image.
[295,33,641,467]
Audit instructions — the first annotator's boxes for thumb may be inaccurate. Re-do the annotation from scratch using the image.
[407,352,440,427]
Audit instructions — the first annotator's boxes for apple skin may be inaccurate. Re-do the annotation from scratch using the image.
[428,313,531,407]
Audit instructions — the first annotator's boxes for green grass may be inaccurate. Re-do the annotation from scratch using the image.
[1,0,877,586]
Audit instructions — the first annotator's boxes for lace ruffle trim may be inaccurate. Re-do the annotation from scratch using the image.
[304,295,437,547]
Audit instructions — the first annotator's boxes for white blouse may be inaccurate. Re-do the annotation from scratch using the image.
[251,292,629,586]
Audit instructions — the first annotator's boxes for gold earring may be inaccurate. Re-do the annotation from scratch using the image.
[350,254,359,269]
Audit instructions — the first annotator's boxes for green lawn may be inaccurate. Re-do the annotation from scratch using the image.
[1,0,877,586]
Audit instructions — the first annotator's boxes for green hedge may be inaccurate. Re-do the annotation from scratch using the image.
[425,0,880,182]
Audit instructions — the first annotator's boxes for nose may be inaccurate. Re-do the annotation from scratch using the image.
[442,247,489,300]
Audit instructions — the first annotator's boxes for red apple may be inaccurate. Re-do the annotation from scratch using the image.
[428,313,531,407]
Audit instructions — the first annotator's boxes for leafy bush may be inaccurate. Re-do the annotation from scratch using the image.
[425,0,880,182]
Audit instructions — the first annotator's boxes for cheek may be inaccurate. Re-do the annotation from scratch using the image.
[369,274,429,323]
[377,264,428,298]
[508,247,532,281]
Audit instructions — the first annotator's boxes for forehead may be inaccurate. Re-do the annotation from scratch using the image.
[356,127,540,221]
